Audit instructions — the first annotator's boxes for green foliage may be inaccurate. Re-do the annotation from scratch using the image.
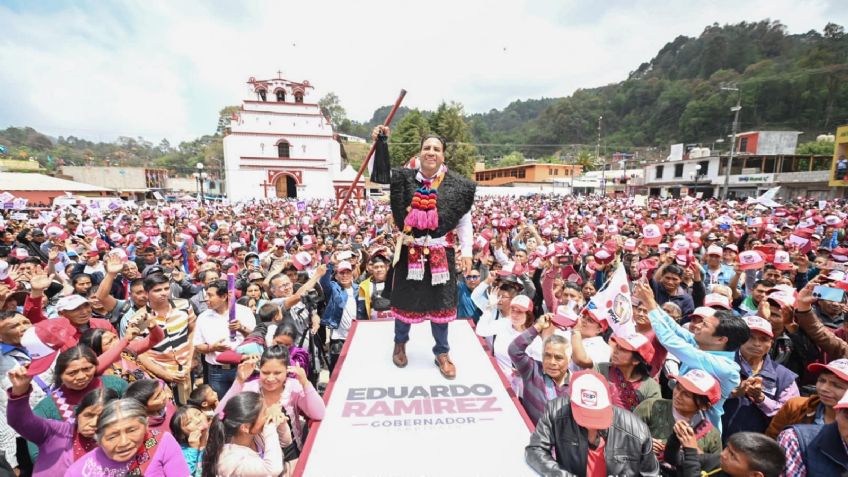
[467,20,848,151]
[389,110,430,167]
[796,140,836,155]
[319,92,347,130]
[575,150,597,171]
[428,102,478,176]
[498,151,525,166]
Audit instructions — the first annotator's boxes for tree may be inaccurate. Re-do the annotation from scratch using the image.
[499,151,525,166]
[428,102,478,176]
[796,140,835,155]
[217,105,240,135]
[318,92,347,130]
[389,110,430,167]
[575,150,597,171]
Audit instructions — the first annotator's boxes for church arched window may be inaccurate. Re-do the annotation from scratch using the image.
[277,140,291,158]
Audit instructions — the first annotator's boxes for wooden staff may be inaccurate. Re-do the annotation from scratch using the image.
[332,89,407,223]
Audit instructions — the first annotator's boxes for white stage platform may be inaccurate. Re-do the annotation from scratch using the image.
[294,320,537,477]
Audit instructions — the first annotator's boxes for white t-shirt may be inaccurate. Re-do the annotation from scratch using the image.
[193,304,257,364]
[568,334,610,373]
[331,288,356,341]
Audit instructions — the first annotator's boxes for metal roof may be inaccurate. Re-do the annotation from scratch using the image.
[0,173,112,192]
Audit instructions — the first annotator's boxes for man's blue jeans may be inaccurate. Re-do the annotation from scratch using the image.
[207,364,237,399]
[394,320,449,356]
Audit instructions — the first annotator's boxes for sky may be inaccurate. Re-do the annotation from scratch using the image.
[0,0,845,144]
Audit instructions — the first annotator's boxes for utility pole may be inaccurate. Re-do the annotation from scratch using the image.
[721,86,741,199]
[597,115,604,196]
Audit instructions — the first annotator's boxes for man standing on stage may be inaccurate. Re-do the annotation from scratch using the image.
[373,126,476,379]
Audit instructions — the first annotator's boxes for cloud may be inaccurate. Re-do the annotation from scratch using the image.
[0,0,844,143]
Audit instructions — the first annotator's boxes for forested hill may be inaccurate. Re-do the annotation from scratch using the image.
[467,20,848,150]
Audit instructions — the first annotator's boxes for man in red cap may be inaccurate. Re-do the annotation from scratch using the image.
[526,369,659,476]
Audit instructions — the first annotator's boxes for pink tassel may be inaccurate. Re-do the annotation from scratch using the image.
[427,209,439,230]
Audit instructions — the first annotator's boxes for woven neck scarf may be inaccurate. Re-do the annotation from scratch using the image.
[403,164,447,234]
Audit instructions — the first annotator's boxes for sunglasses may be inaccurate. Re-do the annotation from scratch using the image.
[465,275,480,280]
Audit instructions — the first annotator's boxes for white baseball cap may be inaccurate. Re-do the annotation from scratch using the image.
[569,370,613,430]
[743,315,774,338]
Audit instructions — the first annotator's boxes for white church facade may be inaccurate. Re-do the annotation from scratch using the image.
[223,75,353,201]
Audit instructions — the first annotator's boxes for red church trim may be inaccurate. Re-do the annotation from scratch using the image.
[229,131,335,139]
[268,170,302,185]
[240,156,325,163]
[239,108,323,118]
[244,100,319,107]
[239,164,328,171]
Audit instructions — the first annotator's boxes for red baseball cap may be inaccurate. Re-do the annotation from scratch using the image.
[610,332,655,364]
[21,319,77,376]
[569,370,613,430]
[552,305,578,329]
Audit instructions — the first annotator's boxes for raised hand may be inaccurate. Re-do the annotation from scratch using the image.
[105,255,124,275]
[290,364,308,384]
[533,314,552,333]
[7,365,32,396]
[125,323,142,341]
[632,281,658,312]
[796,282,817,310]
[236,356,258,383]
[29,267,55,292]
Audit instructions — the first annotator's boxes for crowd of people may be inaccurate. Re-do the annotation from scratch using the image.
[0,178,845,476]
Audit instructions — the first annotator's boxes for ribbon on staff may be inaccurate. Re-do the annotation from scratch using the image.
[227,272,237,340]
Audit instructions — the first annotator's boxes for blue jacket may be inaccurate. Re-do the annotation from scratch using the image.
[722,353,797,441]
[319,263,363,330]
[792,423,848,476]
[456,281,481,322]
[648,308,741,432]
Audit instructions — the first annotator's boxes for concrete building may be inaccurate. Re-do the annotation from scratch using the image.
[222,74,346,200]
[474,163,582,187]
[734,130,802,155]
[61,166,169,200]
[642,153,840,200]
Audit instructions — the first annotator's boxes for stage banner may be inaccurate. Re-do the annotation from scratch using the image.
[295,320,536,477]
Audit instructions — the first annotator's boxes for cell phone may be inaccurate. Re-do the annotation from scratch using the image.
[812,286,845,302]
[252,258,260,267]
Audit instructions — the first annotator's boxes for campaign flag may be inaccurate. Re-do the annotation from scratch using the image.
[585,263,636,336]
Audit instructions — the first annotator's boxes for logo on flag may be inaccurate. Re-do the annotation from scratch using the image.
[586,264,636,336]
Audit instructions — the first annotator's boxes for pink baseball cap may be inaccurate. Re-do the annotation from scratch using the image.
[704,293,731,310]
[743,315,774,338]
[706,245,723,257]
[691,306,716,320]
[674,369,722,406]
[808,358,848,382]
[835,389,848,410]
[552,305,578,329]
[293,251,312,271]
[610,332,655,364]
[569,370,613,430]
[773,250,793,271]
[509,295,532,313]
[21,319,77,376]
[738,250,765,271]
[336,261,353,272]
